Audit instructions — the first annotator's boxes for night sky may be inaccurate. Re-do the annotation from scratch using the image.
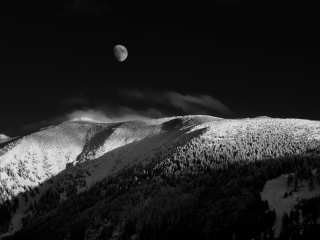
[1,0,319,136]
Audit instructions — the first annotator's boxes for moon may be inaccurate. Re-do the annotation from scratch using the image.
[114,45,128,62]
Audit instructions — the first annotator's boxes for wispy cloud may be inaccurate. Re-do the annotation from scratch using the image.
[60,97,89,107]
[67,109,111,122]
[22,117,66,133]
[165,91,233,115]
[97,104,164,121]
[22,89,232,134]
[21,102,165,134]
[67,105,164,123]
[120,89,234,116]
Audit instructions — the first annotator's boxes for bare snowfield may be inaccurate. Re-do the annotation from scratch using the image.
[261,171,320,236]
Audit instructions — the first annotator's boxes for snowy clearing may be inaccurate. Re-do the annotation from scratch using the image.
[261,171,320,236]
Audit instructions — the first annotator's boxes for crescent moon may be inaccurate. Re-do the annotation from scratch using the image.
[114,45,128,62]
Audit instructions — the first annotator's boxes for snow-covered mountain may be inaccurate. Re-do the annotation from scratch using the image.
[1,115,320,239]
[0,116,219,198]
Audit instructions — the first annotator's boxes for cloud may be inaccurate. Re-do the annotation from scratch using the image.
[96,104,165,121]
[21,104,165,134]
[120,89,234,116]
[67,109,111,122]
[22,88,232,134]
[66,107,164,123]
[59,94,165,124]
[22,117,66,133]
[165,91,233,115]
[121,89,145,99]
[60,97,89,107]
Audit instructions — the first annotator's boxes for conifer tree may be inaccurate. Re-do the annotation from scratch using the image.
[292,208,301,240]
[279,212,290,240]
[287,174,293,188]
[263,227,275,240]
[294,209,300,225]
[303,160,312,179]
[294,174,298,192]
[308,177,314,191]
[289,209,294,226]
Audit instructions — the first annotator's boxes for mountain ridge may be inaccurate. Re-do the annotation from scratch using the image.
[1,115,320,239]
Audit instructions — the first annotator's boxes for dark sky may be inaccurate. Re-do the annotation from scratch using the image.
[0,0,319,136]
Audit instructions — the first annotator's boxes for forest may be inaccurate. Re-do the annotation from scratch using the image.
[1,121,320,239]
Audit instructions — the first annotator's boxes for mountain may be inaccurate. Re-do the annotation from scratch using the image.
[1,115,320,239]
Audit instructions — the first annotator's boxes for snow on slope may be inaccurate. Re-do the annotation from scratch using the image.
[261,170,320,236]
[0,115,219,236]
[2,115,320,199]
[69,115,221,186]
[1,115,320,236]
[0,123,90,196]
[0,115,220,195]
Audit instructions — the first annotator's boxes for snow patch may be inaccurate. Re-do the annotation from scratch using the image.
[261,171,320,236]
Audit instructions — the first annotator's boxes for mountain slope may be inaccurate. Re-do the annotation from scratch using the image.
[1,116,223,194]
[1,115,320,239]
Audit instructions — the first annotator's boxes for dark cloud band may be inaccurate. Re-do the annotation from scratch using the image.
[120,89,234,116]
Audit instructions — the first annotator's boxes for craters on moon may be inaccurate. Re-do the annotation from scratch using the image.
[114,45,128,62]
